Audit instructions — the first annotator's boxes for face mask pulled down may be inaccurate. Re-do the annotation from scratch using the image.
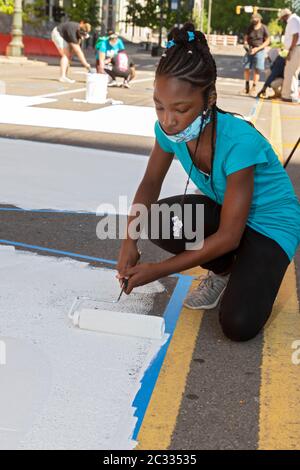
[159,110,211,143]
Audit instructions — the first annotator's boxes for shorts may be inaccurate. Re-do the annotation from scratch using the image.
[51,27,69,50]
[243,49,266,72]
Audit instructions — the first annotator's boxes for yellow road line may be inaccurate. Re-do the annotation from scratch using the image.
[270,100,283,163]
[281,116,300,121]
[259,262,300,450]
[259,99,300,450]
[283,142,300,149]
[137,267,205,450]
[271,99,297,106]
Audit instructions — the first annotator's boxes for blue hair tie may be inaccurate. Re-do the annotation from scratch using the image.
[187,31,195,42]
[166,39,176,49]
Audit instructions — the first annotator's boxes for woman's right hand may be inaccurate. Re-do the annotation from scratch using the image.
[116,241,141,286]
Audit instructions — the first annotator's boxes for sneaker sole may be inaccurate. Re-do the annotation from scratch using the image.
[183,285,227,310]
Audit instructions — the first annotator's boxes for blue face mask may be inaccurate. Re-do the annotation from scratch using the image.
[159,110,211,143]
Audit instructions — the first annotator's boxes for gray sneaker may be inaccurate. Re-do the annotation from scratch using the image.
[183,271,230,310]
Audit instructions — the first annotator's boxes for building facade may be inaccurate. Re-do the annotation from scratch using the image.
[24,0,200,41]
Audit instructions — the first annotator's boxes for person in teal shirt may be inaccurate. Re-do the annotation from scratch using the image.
[116,23,300,342]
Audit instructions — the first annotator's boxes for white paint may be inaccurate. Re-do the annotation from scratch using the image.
[0,76,248,137]
[38,88,86,99]
[0,337,52,450]
[129,77,155,84]
[0,91,156,136]
[217,81,243,86]
[0,138,195,212]
[72,72,154,85]
[216,77,244,84]
[0,339,6,365]
[73,98,124,105]
[0,94,56,107]
[0,246,167,449]
[0,89,158,136]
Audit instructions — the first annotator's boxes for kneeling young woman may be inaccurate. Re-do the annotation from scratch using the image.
[116,23,300,342]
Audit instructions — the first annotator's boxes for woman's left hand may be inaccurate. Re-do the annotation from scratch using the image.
[122,263,163,294]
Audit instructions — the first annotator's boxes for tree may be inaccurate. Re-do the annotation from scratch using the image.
[65,0,100,27]
[0,0,48,25]
[192,3,208,33]
[23,0,48,26]
[268,17,283,37]
[126,0,192,33]
[0,0,14,14]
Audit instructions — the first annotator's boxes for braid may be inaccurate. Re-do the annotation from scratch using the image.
[157,23,216,90]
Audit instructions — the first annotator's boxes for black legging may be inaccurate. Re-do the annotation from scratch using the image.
[147,194,290,342]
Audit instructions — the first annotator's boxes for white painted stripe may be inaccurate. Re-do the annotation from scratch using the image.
[37,77,154,99]
[131,77,154,84]
[0,92,157,136]
[0,248,166,449]
[217,82,243,86]
[38,88,86,99]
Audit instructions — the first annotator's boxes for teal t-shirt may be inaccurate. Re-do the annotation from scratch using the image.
[154,110,300,261]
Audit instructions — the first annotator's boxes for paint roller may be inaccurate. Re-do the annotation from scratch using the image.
[68,279,165,340]
[69,308,165,340]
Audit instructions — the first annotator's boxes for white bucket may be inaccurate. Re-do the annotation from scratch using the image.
[86,73,108,104]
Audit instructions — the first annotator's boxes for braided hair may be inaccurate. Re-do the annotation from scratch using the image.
[156,23,219,203]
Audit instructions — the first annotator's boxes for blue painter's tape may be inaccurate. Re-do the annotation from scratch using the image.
[0,239,118,265]
[249,96,260,118]
[0,239,195,281]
